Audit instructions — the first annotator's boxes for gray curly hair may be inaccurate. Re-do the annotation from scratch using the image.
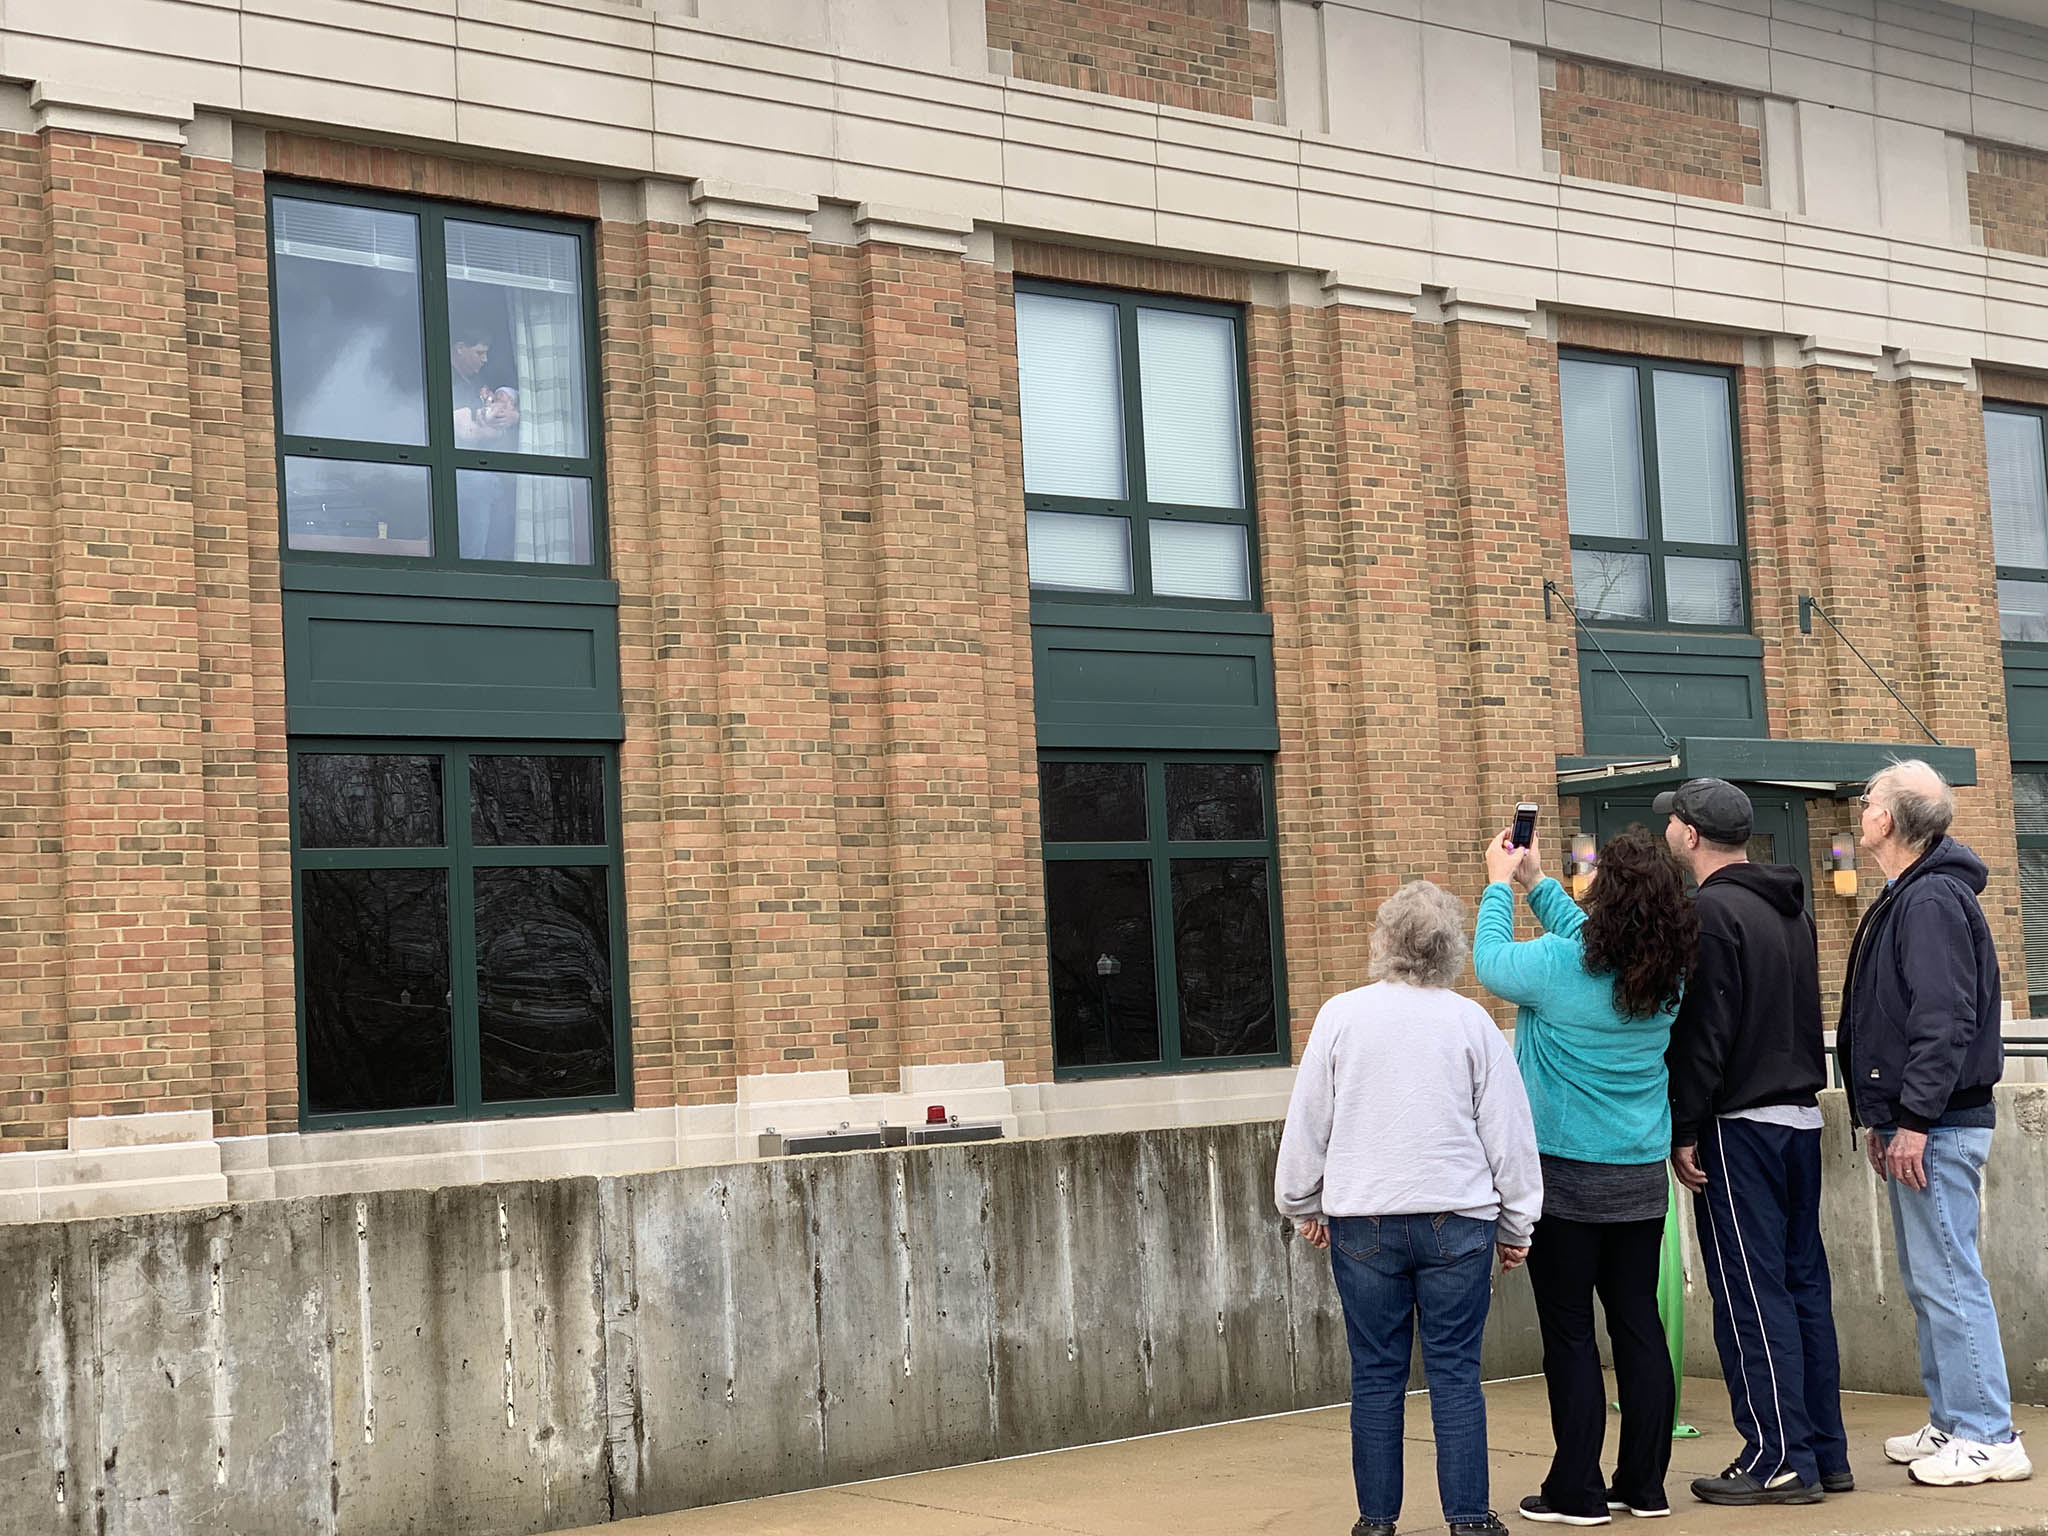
[1368,879,1469,989]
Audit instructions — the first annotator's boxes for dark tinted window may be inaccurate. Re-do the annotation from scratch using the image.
[298,754,443,848]
[1040,760,1146,843]
[1171,858,1278,1059]
[301,868,453,1114]
[1165,762,1265,840]
[1046,859,1161,1068]
[471,755,606,846]
[475,866,615,1102]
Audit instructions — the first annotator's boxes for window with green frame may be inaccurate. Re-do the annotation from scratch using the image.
[1039,753,1286,1075]
[267,184,604,571]
[1014,282,1258,607]
[2013,769,2048,1018]
[291,744,629,1127]
[1560,350,1748,629]
[1987,403,2048,641]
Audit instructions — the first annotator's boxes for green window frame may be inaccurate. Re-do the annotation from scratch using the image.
[290,742,631,1130]
[1040,751,1288,1079]
[2013,766,2048,1019]
[1560,348,1750,631]
[1987,402,2048,642]
[1015,280,1261,612]
[266,181,608,577]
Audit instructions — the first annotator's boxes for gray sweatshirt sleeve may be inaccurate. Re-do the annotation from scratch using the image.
[1273,1004,1335,1219]
[1473,1026,1544,1246]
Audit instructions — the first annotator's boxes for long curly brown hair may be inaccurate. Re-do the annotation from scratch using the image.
[1579,826,1697,1019]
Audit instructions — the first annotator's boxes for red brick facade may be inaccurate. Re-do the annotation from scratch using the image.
[0,121,2037,1151]
[1542,59,1764,205]
[1970,141,2048,258]
[985,0,1278,120]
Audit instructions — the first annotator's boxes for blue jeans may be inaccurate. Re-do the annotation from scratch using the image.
[1329,1213,1496,1527]
[1884,1126,2014,1445]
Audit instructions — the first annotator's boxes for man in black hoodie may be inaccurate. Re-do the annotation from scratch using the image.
[1839,760,2029,1488]
[1657,778,1850,1507]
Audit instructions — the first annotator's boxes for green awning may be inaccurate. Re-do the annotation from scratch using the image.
[1556,737,1978,798]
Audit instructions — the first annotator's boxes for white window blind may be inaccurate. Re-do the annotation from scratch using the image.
[1561,360,1647,539]
[1988,410,2048,571]
[1027,511,1132,593]
[1653,371,1738,545]
[1016,293,1127,500]
[1150,520,1251,601]
[445,221,580,295]
[272,199,419,272]
[1137,308,1243,508]
[1664,556,1744,626]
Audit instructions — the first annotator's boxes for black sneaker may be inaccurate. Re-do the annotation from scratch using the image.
[1821,1468,1855,1493]
[1451,1518,1511,1536]
[1517,1495,1610,1525]
[1351,1521,1396,1536]
[1690,1465,1826,1506]
[1603,1487,1671,1517]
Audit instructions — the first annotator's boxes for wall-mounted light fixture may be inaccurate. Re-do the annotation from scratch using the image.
[1567,833,1598,898]
[1826,837,1858,898]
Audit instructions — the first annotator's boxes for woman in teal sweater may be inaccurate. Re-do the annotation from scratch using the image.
[1473,826,1696,1527]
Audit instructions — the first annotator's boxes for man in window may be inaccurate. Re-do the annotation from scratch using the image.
[1839,761,2031,1488]
[451,316,521,451]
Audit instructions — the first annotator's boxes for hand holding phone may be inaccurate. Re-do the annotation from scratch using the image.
[1510,802,1539,849]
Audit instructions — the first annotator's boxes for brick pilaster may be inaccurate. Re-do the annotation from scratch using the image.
[41,127,212,1118]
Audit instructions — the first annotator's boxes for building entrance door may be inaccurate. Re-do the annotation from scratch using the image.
[1585,788,1810,899]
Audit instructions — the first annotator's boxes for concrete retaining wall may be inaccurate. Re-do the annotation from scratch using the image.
[0,1121,1539,1536]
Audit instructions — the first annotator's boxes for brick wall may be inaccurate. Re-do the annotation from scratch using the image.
[985,0,1278,120]
[1970,142,2048,258]
[0,124,2037,1150]
[1541,58,1764,205]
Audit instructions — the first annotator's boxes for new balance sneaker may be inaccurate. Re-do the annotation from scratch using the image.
[1604,1489,1671,1518]
[1516,1495,1609,1525]
[1884,1424,1950,1465]
[1908,1436,2033,1487]
[1689,1466,1826,1506]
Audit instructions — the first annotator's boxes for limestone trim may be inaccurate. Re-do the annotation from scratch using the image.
[30,80,191,145]
[1320,272,1422,314]
[1440,288,1540,329]
[687,178,819,231]
[1885,349,1979,389]
[1800,335,1885,373]
[854,202,975,253]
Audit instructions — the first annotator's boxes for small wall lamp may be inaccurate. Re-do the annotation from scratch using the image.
[1567,833,1598,898]
[1826,838,1858,898]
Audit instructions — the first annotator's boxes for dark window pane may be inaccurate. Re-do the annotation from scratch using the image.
[2021,848,2048,1017]
[470,755,606,846]
[1040,761,1146,842]
[301,868,452,1115]
[2014,772,2048,837]
[1046,860,1160,1068]
[1172,858,1278,1059]
[1166,762,1266,840]
[298,754,443,847]
[476,866,616,1102]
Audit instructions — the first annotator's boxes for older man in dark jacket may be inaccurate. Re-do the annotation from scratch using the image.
[1839,759,2030,1488]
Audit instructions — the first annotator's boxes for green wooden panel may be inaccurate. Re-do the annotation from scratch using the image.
[286,590,623,739]
[1033,617,1279,751]
[2006,644,2048,760]
[1578,630,1766,757]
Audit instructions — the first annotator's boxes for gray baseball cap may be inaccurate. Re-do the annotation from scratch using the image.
[1651,777,1753,845]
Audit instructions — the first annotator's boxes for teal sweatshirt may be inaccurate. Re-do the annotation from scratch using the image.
[1472,877,1674,1165]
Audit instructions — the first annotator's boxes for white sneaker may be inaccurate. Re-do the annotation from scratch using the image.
[1908,1436,2033,1487]
[1884,1424,1949,1465]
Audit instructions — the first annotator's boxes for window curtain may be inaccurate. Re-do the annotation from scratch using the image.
[511,289,582,564]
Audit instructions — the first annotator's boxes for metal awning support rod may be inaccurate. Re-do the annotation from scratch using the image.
[1797,596,1943,747]
[1544,579,1681,751]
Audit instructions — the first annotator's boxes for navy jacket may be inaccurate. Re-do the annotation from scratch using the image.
[1837,837,2004,1132]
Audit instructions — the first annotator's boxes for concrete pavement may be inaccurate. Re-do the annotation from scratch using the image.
[582,1376,2046,1536]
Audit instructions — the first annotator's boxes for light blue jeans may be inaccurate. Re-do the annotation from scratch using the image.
[1884,1126,2015,1445]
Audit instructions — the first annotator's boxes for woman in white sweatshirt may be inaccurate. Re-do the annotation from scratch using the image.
[1276,878,1544,1536]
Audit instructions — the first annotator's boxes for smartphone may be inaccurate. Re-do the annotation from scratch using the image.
[1510,802,1539,849]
